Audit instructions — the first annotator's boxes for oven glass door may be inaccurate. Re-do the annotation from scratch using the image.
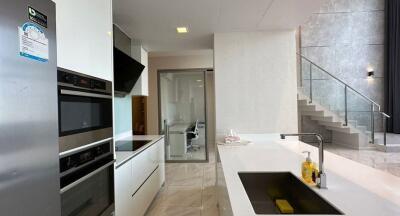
[58,88,112,137]
[61,163,114,216]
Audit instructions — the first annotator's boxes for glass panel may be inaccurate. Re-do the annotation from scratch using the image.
[59,95,112,136]
[61,167,113,216]
[310,65,346,119]
[159,70,207,161]
[346,89,373,141]
[373,112,386,145]
[61,101,102,131]
[300,58,311,99]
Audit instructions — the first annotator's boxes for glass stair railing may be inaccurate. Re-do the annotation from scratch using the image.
[298,53,390,146]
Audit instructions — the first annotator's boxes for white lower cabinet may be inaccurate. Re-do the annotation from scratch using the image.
[156,139,165,187]
[130,167,162,215]
[115,138,165,216]
[115,160,132,216]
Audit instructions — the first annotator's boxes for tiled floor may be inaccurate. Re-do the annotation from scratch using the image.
[146,153,218,216]
[325,144,400,177]
[166,146,207,161]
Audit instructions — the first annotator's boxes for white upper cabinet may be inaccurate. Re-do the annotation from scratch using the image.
[53,0,113,81]
[131,45,148,96]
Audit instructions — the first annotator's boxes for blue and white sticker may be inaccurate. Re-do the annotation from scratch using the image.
[18,22,49,62]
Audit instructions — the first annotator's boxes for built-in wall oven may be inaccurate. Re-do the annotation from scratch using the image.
[60,140,115,216]
[57,68,113,153]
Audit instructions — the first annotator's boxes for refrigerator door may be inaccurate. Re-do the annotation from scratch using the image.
[0,0,60,215]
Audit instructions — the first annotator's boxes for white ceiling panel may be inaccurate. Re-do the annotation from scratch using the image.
[217,0,273,31]
[113,0,322,52]
[258,0,323,30]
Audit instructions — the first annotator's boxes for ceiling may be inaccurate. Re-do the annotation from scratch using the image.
[113,0,322,52]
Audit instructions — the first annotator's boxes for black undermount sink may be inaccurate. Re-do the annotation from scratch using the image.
[238,172,343,215]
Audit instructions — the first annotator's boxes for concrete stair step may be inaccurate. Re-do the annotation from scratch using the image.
[301,110,326,117]
[325,125,357,134]
[318,121,345,128]
[298,99,309,106]
[299,105,321,112]
[310,116,335,122]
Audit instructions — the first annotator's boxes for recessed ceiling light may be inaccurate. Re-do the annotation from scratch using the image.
[176,27,188,33]
[196,79,202,82]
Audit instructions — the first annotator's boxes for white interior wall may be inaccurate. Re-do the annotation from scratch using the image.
[214,31,298,139]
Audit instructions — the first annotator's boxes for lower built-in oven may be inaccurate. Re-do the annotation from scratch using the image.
[60,140,115,216]
[58,67,113,153]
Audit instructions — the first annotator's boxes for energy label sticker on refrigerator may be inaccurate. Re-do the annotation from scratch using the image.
[18,22,48,62]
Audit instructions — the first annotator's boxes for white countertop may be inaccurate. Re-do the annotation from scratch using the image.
[115,135,164,168]
[218,134,400,216]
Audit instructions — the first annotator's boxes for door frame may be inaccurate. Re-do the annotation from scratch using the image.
[157,68,212,163]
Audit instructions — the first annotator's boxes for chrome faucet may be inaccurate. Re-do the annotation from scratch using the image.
[280,133,327,189]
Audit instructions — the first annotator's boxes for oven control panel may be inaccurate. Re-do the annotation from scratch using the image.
[58,71,106,90]
[59,142,111,173]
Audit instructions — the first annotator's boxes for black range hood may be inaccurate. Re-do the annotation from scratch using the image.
[113,47,145,97]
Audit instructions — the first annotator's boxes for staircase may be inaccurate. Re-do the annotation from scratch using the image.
[297,54,390,150]
[298,93,371,149]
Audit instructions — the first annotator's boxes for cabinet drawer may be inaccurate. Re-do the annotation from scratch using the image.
[131,142,158,194]
[130,166,162,216]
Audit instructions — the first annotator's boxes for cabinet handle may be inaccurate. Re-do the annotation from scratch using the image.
[61,89,112,99]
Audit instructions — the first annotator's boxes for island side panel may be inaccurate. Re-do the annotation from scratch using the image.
[216,148,234,216]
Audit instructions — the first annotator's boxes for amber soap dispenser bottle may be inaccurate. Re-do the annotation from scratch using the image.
[301,151,314,184]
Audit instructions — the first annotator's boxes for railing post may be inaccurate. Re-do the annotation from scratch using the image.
[300,57,303,87]
[371,104,375,144]
[344,86,348,126]
[309,63,312,103]
[384,116,387,146]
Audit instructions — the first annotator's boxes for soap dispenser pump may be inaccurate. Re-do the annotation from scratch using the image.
[301,151,314,184]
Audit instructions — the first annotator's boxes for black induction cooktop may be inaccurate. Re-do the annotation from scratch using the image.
[115,140,152,151]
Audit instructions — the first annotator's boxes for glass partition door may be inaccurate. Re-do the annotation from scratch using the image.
[158,70,208,162]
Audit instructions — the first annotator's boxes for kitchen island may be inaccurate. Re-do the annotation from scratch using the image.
[217,134,400,216]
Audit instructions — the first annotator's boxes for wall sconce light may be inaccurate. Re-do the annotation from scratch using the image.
[367,66,374,80]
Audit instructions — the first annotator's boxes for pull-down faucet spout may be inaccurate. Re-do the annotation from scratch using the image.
[280,133,327,189]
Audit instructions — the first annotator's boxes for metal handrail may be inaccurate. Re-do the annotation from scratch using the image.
[298,53,390,146]
[298,53,390,118]
[381,112,390,118]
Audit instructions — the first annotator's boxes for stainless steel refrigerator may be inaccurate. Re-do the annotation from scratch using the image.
[0,0,60,215]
